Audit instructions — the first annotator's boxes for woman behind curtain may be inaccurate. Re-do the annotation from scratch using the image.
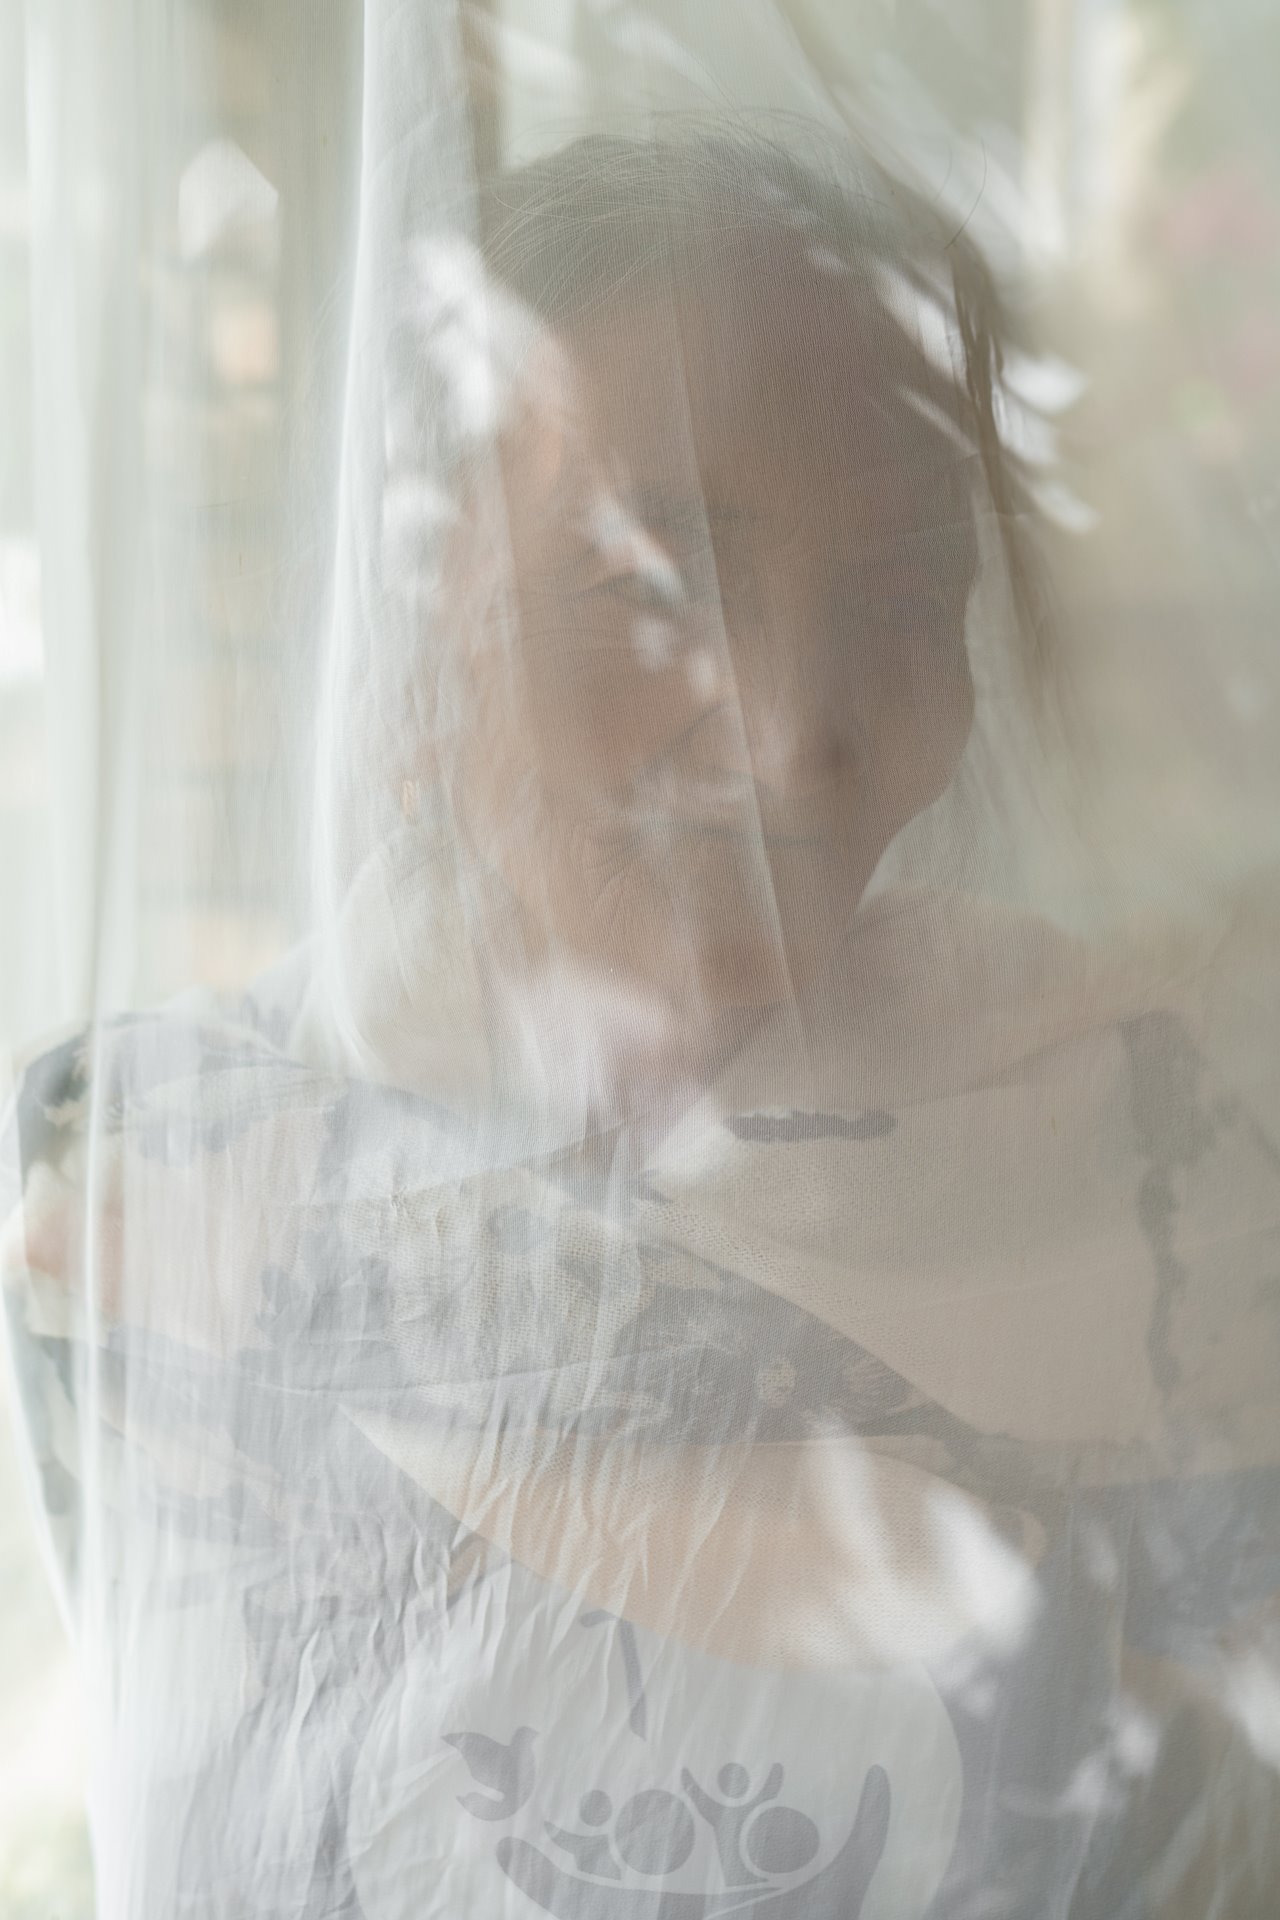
[4,4,1280,1918]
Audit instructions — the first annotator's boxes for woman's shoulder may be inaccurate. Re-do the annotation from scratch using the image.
[825,883,1280,1114]
[663,887,1280,1462]
[851,885,1155,1055]
[701,886,1177,1122]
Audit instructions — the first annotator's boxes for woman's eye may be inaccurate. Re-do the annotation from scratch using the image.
[590,545,743,619]
[601,569,686,615]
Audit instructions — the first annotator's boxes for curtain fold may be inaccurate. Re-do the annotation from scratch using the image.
[3,4,1280,1916]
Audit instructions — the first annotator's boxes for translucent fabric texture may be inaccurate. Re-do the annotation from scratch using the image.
[3,3,1280,1917]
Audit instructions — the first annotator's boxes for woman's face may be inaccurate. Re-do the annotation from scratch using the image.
[443,252,976,1082]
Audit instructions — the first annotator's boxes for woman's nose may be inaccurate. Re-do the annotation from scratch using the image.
[683,608,849,794]
[670,646,853,792]
[743,689,854,794]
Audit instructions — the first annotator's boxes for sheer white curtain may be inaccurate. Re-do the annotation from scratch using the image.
[3,4,1280,1918]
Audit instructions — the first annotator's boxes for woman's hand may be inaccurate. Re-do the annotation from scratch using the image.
[1,1109,314,1360]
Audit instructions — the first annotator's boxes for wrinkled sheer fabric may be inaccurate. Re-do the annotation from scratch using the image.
[3,3,1280,1917]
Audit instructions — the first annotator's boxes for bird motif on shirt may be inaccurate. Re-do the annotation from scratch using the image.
[444,1725,539,1820]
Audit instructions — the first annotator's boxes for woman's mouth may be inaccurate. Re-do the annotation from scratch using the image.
[623,768,825,847]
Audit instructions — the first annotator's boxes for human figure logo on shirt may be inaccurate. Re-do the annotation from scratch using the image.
[444,1610,891,1916]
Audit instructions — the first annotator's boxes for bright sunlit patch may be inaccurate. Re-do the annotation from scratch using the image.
[0,538,42,686]
[1221,1650,1280,1773]
[687,647,721,701]
[177,138,278,261]
[406,237,541,451]
[927,1484,1040,1661]
[633,616,677,671]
